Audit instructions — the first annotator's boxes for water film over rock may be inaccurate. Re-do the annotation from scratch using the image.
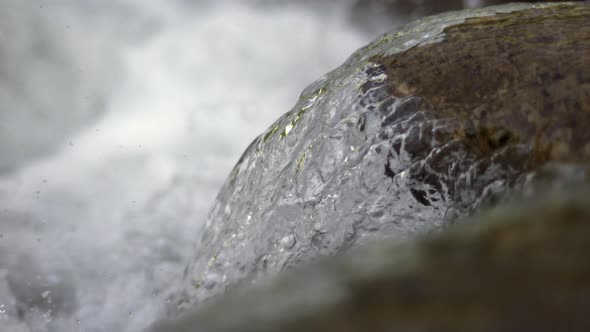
[154,179,590,332]
[175,1,590,314]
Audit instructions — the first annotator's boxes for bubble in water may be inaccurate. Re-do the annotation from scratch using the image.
[202,273,223,290]
[279,234,296,251]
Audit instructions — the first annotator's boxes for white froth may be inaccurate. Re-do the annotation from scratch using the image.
[0,1,375,331]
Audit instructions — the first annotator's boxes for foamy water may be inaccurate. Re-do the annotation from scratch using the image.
[0,1,385,331]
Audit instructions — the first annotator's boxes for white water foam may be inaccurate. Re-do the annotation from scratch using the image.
[0,1,382,331]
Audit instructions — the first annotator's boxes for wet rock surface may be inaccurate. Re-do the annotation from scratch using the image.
[153,178,590,332]
[348,0,581,33]
[351,0,583,21]
[172,1,589,318]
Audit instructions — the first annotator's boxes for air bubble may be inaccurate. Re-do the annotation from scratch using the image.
[203,274,222,290]
[279,234,296,250]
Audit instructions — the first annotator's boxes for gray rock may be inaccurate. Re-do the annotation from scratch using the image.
[152,181,590,332]
[172,0,589,319]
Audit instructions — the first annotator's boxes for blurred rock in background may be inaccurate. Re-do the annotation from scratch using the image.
[350,0,585,33]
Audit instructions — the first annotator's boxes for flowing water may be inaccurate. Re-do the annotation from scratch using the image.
[0,1,387,331]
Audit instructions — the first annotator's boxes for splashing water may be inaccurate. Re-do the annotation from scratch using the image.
[0,1,384,331]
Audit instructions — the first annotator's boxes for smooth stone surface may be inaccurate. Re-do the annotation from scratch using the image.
[152,178,590,332]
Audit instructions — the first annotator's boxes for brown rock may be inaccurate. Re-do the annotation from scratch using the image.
[369,3,590,168]
[158,3,590,331]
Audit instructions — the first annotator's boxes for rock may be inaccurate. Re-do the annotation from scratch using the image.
[348,0,574,33]
[174,1,589,315]
[351,0,577,18]
[151,181,590,332]
[351,0,464,25]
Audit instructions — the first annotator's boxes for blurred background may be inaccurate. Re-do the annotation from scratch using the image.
[0,1,574,331]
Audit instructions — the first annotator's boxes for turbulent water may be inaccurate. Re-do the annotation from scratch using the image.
[0,1,386,331]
